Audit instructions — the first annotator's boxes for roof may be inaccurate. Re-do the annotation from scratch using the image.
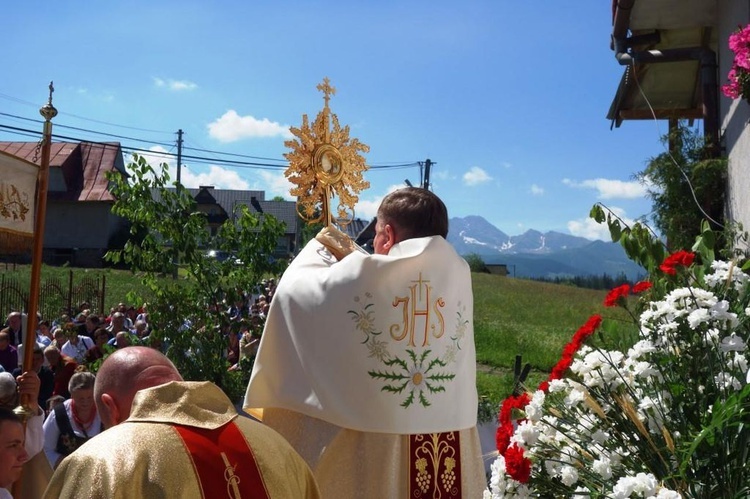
[0,141,124,201]
[607,0,718,127]
[178,187,300,233]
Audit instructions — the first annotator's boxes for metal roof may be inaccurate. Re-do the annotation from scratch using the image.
[0,141,124,202]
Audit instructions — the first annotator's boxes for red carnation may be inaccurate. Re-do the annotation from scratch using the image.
[496,423,514,454]
[660,250,695,275]
[632,281,652,294]
[604,284,631,307]
[542,314,602,387]
[504,444,532,483]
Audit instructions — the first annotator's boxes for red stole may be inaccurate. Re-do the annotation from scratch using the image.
[174,421,270,499]
[409,431,462,498]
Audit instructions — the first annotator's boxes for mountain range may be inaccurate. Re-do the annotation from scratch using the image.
[447,215,645,280]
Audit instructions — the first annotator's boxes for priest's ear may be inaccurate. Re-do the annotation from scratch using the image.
[98,393,120,429]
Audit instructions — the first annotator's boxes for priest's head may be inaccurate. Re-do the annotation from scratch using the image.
[94,346,183,428]
[0,408,28,489]
[373,187,449,255]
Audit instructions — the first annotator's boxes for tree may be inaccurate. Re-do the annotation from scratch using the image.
[104,154,286,401]
[635,124,727,252]
[463,253,489,273]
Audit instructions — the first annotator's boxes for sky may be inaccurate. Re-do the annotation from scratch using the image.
[0,1,679,240]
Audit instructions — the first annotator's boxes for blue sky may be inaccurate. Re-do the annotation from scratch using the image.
[1,1,676,240]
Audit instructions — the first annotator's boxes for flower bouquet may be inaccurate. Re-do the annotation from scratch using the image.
[486,209,750,498]
[722,24,750,103]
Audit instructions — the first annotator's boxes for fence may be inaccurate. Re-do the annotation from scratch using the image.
[0,271,106,322]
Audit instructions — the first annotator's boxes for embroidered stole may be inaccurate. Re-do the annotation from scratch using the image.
[174,422,270,499]
[409,431,462,498]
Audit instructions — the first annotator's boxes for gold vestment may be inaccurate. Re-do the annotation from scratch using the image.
[44,381,320,499]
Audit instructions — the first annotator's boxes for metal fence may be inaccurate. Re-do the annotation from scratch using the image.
[0,271,106,322]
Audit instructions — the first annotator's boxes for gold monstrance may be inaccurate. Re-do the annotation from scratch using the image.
[284,78,370,227]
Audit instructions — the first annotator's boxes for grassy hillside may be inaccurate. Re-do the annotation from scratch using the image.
[472,272,634,409]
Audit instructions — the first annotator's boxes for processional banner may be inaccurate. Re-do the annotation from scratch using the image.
[0,151,37,254]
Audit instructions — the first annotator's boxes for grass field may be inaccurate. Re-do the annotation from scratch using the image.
[1,263,634,412]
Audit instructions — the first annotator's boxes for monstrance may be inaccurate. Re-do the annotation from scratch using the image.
[284,78,370,227]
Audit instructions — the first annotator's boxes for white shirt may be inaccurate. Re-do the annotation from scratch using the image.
[60,337,94,363]
[43,398,102,469]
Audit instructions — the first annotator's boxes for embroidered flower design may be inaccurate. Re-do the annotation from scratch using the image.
[368,349,455,408]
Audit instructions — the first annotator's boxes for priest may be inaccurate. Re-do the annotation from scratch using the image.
[44,347,320,498]
[245,187,486,498]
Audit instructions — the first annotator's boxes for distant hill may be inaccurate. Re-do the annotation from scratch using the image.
[447,216,645,280]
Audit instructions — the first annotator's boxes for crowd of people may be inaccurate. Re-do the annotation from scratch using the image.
[0,275,278,497]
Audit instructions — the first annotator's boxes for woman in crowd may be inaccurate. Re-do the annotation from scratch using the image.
[42,370,102,469]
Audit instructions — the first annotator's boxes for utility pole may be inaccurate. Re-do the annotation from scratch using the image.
[176,129,183,187]
[422,158,434,191]
[172,129,184,280]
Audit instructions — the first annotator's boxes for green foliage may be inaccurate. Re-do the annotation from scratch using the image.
[464,253,489,273]
[635,123,727,252]
[103,154,285,402]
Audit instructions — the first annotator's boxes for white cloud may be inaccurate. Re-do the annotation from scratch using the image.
[255,170,294,199]
[530,184,544,195]
[182,165,249,190]
[433,169,451,181]
[562,177,647,199]
[132,146,249,189]
[567,206,635,241]
[355,184,405,220]
[462,166,492,186]
[207,110,293,143]
[153,77,198,91]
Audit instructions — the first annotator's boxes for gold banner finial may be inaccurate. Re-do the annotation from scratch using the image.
[285,78,369,227]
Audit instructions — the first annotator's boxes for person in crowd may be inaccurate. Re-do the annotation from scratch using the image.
[43,371,102,469]
[77,315,100,340]
[12,345,54,410]
[113,331,132,349]
[46,396,64,416]
[3,312,22,347]
[50,328,67,351]
[238,325,261,364]
[60,330,94,364]
[226,329,240,369]
[0,368,47,499]
[0,409,28,499]
[44,347,320,498]
[84,328,111,364]
[0,333,17,373]
[106,312,131,336]
[37,321,53,348]
[133,320,149,340]
[245,187,485,497]
[43,346,77,400]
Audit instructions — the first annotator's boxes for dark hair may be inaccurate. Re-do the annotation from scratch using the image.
[377,188,449,240]
[0,407,21,426]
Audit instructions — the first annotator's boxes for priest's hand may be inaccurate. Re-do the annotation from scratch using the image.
[316,225,356,261]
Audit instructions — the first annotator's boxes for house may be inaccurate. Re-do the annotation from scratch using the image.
[0,141,128,266]
[606,1,750,233]
[180,186,301,258]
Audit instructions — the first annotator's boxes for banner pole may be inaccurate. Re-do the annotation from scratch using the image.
[16,82,56,416]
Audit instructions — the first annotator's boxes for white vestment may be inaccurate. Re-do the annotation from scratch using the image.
[245,236,485,497]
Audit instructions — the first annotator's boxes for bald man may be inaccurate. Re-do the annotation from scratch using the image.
[245,188,485,498]
[44,347,320,499]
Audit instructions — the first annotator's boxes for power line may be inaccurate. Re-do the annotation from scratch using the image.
[0,93,172,135]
